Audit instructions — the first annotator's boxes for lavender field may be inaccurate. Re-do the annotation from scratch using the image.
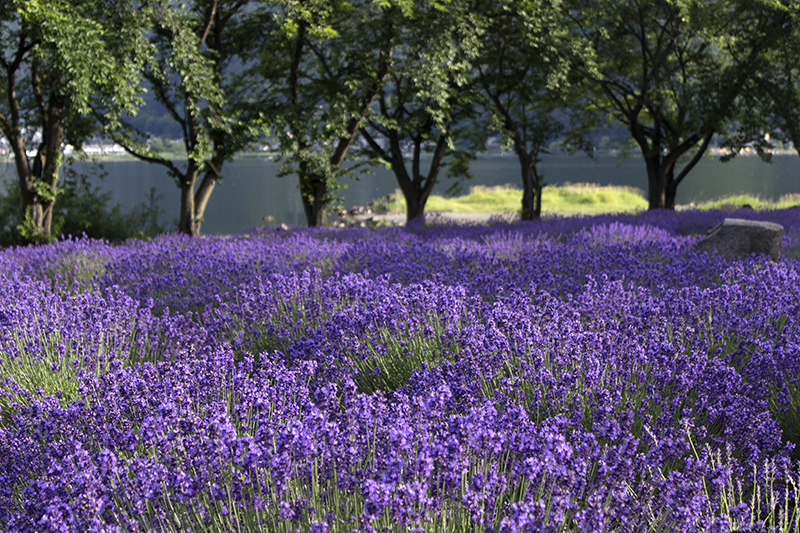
[2,209,800,532]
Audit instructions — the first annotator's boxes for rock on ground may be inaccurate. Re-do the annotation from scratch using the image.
[695,218,784,260]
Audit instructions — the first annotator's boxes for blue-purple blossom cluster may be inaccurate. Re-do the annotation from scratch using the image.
[2,207,800,532]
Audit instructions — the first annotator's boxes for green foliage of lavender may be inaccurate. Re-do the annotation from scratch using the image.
[3,209,800,531]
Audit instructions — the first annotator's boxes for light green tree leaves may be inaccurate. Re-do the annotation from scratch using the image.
[0,0,152,243]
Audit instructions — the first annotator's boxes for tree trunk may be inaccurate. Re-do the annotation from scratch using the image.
[15,106,65,243]
[302,112,384,227]
[301,173,328,227]
[635,125,711,210]
[177,162,201,236]
[359,126,441,225]
[399,135,445,225]
[29,146,60,243]
[178,180,198,236]
[517,149,535,220]
[645,156,667,209]
[192,169,220,236]
[10,135,33,220]
[644,156,679,209]
[403,186,426,223]
[397,148,438,224]
[513,132,541,220]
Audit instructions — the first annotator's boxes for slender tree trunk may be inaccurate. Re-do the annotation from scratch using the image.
[489,90,543,220]
[665,171,679,209]
[394,139,427,223]
[290,14,394,227]
[516,149,535,220]
[399,135,446,225]
[644,160,683,209]
[398,151,439,224]
[0,41,65,243]
[512,131,540,220]
[177,162,201,236]
[178,171,219,237]
[644,151,700,210]
[634,120,711,210]
[10,134,32,216]
[29,146,60,242]
[192,169,219,236]
[404,191,425,222]
[38,101,64,238]
[302,110,384,228]
[178,180,197,236]
[360,126,440,225]
[16,101,65,243]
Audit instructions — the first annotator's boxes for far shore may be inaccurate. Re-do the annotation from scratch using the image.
[3,145,797,164]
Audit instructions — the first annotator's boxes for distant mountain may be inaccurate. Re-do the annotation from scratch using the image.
[124,89,185,140]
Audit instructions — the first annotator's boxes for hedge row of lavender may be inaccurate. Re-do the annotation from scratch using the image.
[2,208,800,532]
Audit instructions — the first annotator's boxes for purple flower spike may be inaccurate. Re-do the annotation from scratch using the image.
[2,209,800,530]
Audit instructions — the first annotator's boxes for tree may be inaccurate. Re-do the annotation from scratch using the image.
[564,0,783,209]
[0,169,166,247]
[0,0,151,243]
[719,2,796,162]
[246,0,398,227]
[475,0,587,220]
[98,0,258,237]
[359,0,484,224]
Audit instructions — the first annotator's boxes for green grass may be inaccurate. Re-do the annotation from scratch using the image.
[379,185,800,215]
[381,183,649,214]
[687,193,800,211]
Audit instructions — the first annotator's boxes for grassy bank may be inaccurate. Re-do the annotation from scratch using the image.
[375,183,800,215]
[683,193,800,211]
[377,183,648,214]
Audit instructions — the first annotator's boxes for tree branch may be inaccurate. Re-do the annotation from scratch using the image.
[103,118,186,179]
[219,0,249,26]
[673,131,712,187]
[30,56,46,127]
[359,126,390,163]
[198,0,219,48]
[144,69,187,132]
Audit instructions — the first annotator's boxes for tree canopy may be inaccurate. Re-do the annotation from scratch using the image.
[0,0,797,240]
[237,0,401,227]
[0,0,151,242]
[96,0,258,237]
[359,0,485,224]
[475,0,592,220]
[564,0,787,209]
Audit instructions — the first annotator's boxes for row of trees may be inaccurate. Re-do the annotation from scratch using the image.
[0,0,797,241]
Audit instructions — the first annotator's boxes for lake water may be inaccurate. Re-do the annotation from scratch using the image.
[3,152,800,235]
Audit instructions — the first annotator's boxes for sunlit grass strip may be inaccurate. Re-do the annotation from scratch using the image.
[381,184,649,214]
[688,193,800,211]
[380,185,800,215]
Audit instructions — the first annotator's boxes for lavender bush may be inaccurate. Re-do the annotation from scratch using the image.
[2,207,800,532]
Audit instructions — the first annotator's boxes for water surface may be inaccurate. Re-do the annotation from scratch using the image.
[2,152,798,234]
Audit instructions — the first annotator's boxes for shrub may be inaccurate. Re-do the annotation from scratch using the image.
[0,165,166,247]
